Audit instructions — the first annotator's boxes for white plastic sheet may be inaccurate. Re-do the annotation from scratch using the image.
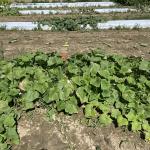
[97,20,150,29]
[18,8,136,15]
[0,20,150,30]
[19,9,73,15]
[10,2,116,8]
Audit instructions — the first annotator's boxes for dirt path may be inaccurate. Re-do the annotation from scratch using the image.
[0,30,150,59]
[12,109,150,150]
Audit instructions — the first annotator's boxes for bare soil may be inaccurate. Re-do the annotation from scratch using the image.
[12,108,150,150]
[0,12,150,22]
[0,30,150,59]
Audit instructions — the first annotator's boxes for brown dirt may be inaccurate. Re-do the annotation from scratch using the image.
[12,108,150,150]
[0,30,150,59]
[0,12,150,22]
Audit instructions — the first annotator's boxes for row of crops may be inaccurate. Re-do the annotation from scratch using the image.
[0,0,150,6]
[0,1,150,30]
[0,51,150,149]
[1,19,150,30]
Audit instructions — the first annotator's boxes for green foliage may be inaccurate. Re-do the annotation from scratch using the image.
[39,16,104,31]
[113,0,150,8]
[0,0,10,5]
[0,6,19,16]
[0,51,150,149]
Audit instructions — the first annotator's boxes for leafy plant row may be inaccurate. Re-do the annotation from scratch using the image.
[38,16,105,31]
[0,50,150,149]
[0,6,20,16]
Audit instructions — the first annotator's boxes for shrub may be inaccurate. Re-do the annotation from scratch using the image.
[0,0,10,5]
[113,0,150,7]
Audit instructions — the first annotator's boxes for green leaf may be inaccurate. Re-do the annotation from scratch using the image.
[84,104,97,118]
[126,110,137,121]
[9,88,19,97]
[122,89,135,102]
[6,127,19,145]
[57,101,66,111]
[0,143,8,150]
[142,121,150,131]
[71,76,82,86]
[111,109,121,119]
[34,53,48,63]
[22,90,39,102]
[102,90,111,98]
[76,87,88,104]
[0,101,9,115]
[43,87,58,103]
[90,77,101,87]
[139,60,149,72]
[3,114,15,127]
[47,56,63,66]
[67,64,80,75]
[126,76,136,85]
[98,103,110,113]
[131,121,141,132]
[144,131,150,140]
[120,65,132,75]
[117,84,126,92]
[90,62,100,75]
[65,101,78,114]
[98,69,110,79]
[99,114,112,126]
[117,115,128,127]
[24,102,34,110]
[33,81,48,94]
[101,79,111,90]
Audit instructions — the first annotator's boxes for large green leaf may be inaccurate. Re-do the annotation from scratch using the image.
[126,110,137,121]
[33,81,48,94]
[71,76,82,86]
[76,87,88,104]
[84,104,97,118]
[65,101,78,114]
[5,127,19,145]
[99,114,112,126]
[122,89,135,102]
[117,115,128,127]
[139,60,149,72]
[90,62,100,75]
[43,87,58,103]
[57,101,66,111]
[22,90,39,102]
[131,121,141,132]
[3,114,15,127]
[101,79,111,90]
[0,101,9,115]
[111,109,121,119]
[120,65,132,75]
[90,77,101,87]
[67,63,80,75]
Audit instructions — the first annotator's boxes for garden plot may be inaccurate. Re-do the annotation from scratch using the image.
[18,8,137,15]
[1,20,150,30]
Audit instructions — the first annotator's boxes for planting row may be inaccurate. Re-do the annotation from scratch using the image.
[18,8,136,15]
[0,6,138,16]
[0,51,150,149]
[1,19,150,30]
